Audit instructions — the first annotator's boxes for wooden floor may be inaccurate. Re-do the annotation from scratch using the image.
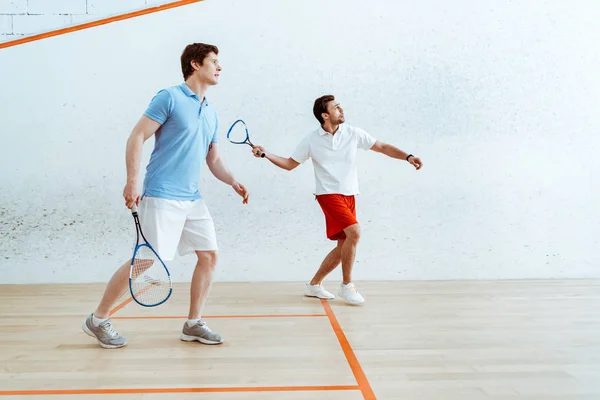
[1,280,600,399]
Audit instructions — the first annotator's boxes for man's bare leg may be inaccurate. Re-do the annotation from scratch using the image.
[340,224,360,284]
[338,223,364,304]
[310,239,344,285]
[94,260,131,319]
[181,250,223,344]
[83,261,130,348]
[188,250,218,319]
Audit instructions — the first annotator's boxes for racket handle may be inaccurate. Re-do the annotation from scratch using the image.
[131,204,138,213]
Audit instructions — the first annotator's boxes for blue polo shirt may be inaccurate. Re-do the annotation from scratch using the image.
[142,83,219,200]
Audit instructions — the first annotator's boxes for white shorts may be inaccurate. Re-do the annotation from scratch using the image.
[138,196,218,261]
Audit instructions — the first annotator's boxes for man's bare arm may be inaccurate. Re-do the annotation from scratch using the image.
[206,143,235,185]
[370,140,423,170]
[370,140,411,160]
[252,146,300,171]
[123,115,161,208]
[206,143,249,204]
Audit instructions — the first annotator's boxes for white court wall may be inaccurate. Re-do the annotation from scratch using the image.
[0,0,599,284]
[0,0,177,43]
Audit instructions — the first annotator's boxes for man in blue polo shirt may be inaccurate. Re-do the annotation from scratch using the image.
[82,43,249,348]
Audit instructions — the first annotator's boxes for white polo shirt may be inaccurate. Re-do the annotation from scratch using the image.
[291,124,376,196]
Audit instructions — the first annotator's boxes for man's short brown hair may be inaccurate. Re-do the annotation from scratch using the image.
[180,43,219,80]
[313,94,335,125]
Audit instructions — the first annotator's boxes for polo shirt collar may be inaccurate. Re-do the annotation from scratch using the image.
[179,82,209,105]
[319,124,344,136]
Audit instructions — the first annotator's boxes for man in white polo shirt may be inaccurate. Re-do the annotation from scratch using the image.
[251,94,422,305]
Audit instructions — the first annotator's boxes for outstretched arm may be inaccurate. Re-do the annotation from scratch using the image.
[370,140,423,170]
[206,143,249,204]
[252,146,300,171]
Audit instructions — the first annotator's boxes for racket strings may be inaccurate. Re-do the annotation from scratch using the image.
[130,245,171,306]
[228,122,249,144]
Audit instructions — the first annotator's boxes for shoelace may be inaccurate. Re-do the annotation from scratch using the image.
[197,320,215,333]
[189,319,208,328]
[100,321,119,338]
[343,285,358,294]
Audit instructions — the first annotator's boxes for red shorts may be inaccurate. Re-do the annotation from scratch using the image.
[316,194,358,240]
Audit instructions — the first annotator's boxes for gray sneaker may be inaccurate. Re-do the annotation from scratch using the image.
[180,320,223,345]
[82,313,127,349]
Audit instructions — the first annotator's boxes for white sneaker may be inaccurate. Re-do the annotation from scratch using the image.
[338,282,365,305]
[303,283,335,300]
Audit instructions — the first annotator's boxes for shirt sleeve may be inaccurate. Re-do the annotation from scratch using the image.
[355,127,377,150]
[143,89,173,124]
[290,135,311,164]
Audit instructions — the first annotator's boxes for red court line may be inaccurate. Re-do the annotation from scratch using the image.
[0,385,360,396]
[0,0,203,50]
[109,282,156,316]
[112,313,327,319]
[321,299,376,400]
[108,295,326,320]
[60,293,359,398]
[108,295,136,316]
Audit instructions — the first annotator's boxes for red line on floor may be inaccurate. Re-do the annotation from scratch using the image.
[111,313,327,319]
[0,385,360,396]
[321,299,376,399]
[108,295,135,316]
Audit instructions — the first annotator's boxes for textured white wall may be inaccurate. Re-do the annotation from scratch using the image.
[1,0,599,284]
[0,0,176,42]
